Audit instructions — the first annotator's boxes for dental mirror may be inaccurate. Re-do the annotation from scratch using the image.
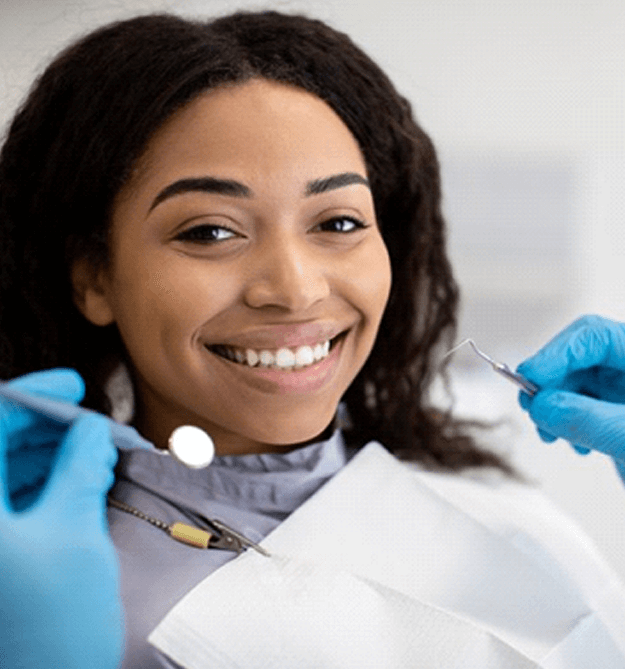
[168,425,215,469]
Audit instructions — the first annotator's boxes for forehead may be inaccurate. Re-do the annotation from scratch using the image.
[126,78,367,197]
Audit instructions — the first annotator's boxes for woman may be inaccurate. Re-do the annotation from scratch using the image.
[0,11,623,669]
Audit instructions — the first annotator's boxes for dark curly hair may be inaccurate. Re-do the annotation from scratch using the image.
[0,11,512,473]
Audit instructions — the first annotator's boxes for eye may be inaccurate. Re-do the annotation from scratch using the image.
[316,216,368,233]
[174,224,239,243]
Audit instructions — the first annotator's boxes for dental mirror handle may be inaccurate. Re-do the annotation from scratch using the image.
[0,382,152,449]
[0,382,214,467]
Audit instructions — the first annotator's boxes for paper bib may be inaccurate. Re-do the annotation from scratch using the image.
[149,442,624,668]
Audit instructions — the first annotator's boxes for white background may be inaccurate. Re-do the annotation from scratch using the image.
[1,0,624,579]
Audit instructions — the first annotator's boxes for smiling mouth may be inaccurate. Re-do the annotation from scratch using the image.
[208,333,346,371]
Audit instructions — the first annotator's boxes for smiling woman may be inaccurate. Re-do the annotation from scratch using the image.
[0,9,624,669]
[73,79,391,455]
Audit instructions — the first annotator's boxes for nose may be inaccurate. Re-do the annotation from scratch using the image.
[243,235,331,312]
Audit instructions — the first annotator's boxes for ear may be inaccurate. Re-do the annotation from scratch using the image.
[71,257,115,326]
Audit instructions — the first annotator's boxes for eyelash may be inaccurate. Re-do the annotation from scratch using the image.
[174,216,368,244]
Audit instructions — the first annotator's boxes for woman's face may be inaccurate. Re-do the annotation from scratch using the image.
[76,79,392,455]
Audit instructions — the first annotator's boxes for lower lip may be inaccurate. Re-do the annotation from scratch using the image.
[209,338,344,395]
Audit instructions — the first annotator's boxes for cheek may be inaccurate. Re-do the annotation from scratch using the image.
[108,258,234,350]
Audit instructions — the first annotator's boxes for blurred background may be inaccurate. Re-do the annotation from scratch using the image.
[1,0,624,578]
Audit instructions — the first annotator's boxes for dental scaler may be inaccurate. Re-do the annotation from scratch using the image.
[444,339,539,396]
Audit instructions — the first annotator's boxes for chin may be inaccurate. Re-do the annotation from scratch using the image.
[254,412,339,450]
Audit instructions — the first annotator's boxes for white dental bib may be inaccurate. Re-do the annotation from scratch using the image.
[149,442,625,668]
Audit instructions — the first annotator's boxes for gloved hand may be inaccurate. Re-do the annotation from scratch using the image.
[2,369,87,509]
[0,369,123,669]
[517,315,625,477]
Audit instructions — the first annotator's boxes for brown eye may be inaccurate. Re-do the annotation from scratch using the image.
[175,224,238,243]
[317,217,367,233]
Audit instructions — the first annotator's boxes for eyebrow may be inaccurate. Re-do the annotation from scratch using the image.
[149,178,251,212]
[305,172,370,195]
[148,172,370,212]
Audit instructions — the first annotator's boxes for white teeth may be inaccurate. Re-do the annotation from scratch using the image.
[259,350,274,367]
[220,339,335,370]
[275,348,296,368]
[294,346,315,367]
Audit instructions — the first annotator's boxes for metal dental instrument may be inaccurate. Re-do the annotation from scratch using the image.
[444,339,539,396]
[0,382,214,467]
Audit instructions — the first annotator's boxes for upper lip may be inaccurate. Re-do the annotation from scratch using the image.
[205,322,349,351]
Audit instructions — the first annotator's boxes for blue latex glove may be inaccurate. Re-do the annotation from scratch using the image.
[0,369,123,669]
[2,369,87,509]
[517,315,625,478]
